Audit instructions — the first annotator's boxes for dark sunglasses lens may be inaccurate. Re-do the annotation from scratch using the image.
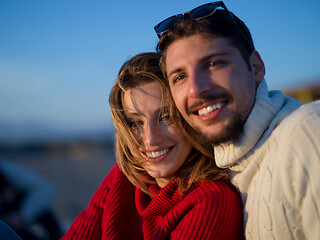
[156,16,178,34]
[190,4,218,19]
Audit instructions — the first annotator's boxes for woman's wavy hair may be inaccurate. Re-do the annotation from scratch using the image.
[109,52,226,195]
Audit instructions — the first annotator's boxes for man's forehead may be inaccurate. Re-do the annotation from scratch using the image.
[165,35,232,72]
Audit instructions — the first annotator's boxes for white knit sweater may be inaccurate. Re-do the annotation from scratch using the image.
[215,79,320,239]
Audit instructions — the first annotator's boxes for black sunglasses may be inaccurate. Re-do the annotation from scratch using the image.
[154,1,234,38]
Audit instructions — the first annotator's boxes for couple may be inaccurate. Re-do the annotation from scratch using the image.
[62,1,320,239]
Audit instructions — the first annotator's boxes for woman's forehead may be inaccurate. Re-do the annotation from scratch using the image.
[123,82,163,115]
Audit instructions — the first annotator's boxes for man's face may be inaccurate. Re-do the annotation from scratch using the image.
[165,34,264,144]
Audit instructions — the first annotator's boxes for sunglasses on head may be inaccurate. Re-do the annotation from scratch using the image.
[154,1,234,38]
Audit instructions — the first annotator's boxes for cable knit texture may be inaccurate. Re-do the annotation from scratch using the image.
[62,164,244,240]
[215,79,320,239]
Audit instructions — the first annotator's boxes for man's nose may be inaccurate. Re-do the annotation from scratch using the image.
[187,69,212,98]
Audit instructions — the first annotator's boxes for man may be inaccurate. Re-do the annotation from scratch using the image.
[155,1,320,239]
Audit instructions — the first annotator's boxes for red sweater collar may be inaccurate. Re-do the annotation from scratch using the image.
[135,178,184,217]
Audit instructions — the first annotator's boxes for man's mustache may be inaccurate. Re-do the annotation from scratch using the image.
[186,92,230,115]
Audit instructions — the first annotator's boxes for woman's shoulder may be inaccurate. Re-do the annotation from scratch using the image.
[94,162,133,196]
[101,162,127,183]
[173,179,244,239]
[191,179,243,220]
[187,179,241,205]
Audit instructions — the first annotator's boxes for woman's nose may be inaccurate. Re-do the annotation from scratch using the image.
[142,123,163,146]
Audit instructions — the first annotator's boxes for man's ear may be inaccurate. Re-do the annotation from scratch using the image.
[250,50,265,85]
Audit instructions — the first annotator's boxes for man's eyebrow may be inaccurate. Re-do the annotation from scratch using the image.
[167,67,184,80]
[167,52,228,79]
[199,53,227,65]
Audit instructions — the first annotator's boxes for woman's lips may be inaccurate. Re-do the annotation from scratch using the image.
[142,147,173,163]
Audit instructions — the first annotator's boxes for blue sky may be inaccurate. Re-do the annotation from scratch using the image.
[1,0,320,142]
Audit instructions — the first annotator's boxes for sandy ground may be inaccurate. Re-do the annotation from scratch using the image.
[1,145,116,233]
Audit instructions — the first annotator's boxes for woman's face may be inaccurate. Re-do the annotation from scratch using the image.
[123,82,193,188]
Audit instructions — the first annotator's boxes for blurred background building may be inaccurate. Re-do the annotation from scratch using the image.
[284,78,320,104]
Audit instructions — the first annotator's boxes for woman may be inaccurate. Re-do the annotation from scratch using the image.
[62,52,243,239]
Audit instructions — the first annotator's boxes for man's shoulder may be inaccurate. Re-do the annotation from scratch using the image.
[269,100,320,160]
[290,100,320,117]
[278,100,320,131]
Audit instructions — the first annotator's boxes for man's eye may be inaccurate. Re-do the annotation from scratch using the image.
[209,60,225,68]
[172,74,186,84]
[210,61,219,66]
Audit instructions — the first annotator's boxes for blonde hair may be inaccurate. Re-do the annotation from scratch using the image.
[109,52,226,195]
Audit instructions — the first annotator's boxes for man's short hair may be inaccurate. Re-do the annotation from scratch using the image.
[157,9,255,74]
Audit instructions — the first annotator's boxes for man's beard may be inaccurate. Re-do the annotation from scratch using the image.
[194,111,245,146]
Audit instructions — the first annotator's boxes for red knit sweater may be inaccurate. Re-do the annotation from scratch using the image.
[62,164,243,240]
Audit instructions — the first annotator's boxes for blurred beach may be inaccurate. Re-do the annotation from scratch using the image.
[0,140,116,233]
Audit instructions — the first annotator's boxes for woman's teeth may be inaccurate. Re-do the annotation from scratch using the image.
[198,102,224,116]
[146,148,169,158]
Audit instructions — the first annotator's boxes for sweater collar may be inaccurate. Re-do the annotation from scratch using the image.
[135,179,184,217]
[214,79,286,169]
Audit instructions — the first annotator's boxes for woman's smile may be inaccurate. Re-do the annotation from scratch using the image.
[123,82,192,187]
[143,146,173,162]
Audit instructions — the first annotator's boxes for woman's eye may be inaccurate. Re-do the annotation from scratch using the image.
[128,121,136,128]
[128,121,137,130]
[159,114,169,121]
[159,114,172,125]
[129,120,143,130]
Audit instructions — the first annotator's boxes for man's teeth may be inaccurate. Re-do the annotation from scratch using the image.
[198,102,223,116]
[147,149,169,158]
